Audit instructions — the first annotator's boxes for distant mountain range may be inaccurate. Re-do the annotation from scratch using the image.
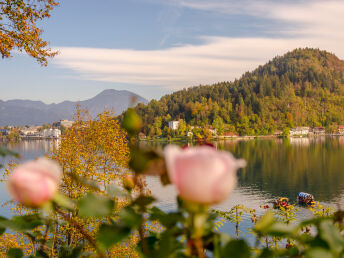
[0,89,148,126]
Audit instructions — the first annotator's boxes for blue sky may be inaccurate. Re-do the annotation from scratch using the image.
[1,0,344,103]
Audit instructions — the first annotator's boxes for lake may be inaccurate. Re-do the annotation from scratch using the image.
[1,137,344,239]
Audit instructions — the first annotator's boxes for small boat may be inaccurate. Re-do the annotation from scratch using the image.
[297,192,315,206]
[273,197,291,209]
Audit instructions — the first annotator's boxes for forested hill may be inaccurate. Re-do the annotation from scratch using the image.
[135,48,344,136]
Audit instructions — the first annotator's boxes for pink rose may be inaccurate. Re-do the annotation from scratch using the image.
[164,145,246,205]
[8,158,62,207]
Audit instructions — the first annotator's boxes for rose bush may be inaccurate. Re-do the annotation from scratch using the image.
[164,145,246,205]
[7,158,61,207]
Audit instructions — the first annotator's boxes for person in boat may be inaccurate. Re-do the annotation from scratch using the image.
[273,197,290,209]
[297,192,315,205]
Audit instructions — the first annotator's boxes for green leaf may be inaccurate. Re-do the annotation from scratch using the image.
[319,220,344,254]
[97,223,131,250]
[0,214,43,232]
[306,247,332,258]
[35,249,49,258]
[58,245,84,258]
[129,148,150,173]
[254,211,275,233]
[132,196,156,208]
[150,207,183,227]
[121,108,142,136]
[106,184,127,198]
[77,193,114,217]
[119,207,142,228]
[53,194,75,210]
[263,222,295,237]
[221,239,251,258]
[258,248,275,258]
[7,248,24,258]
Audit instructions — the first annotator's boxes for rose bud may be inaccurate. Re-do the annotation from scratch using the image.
[8,158,62,207]
[164,145,246,205]
[123,175,135,191]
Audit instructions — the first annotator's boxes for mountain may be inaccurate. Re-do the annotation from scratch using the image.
[0,89,148,126]
[135,48,344,136]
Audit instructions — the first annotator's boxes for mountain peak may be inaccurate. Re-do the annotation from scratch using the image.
[0,89,148,126]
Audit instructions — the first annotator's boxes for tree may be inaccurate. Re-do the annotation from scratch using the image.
[7,128,20,141]
[0,0,58,65]
[50,108,139,256]
[212,117,225,135]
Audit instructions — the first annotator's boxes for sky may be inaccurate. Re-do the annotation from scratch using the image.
[1,0,344,103]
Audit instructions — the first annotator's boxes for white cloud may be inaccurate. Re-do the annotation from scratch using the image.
[54,0,344,92]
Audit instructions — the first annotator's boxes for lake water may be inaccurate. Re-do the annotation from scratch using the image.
[1,137,344,239]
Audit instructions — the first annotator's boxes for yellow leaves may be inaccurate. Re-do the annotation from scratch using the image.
[0,0,58,65]
[52,107,130,198]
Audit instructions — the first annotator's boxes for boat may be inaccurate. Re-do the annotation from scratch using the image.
[273,197,291,209]
[297,192,315,206]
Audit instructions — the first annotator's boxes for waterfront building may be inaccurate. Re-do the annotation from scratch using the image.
[42,128,61,138]
[168,121,179,130]
[208,126,217,136]
[289,127,310,136]
[20,126,41,137]
[57,120,74,128]
[312,127,325,135]
[274,130,283,136]
[338,125,344,135]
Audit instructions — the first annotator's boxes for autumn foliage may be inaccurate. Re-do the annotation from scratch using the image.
[0,0,58,65]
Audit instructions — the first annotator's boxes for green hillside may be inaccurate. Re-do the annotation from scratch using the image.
[135,48,344,137]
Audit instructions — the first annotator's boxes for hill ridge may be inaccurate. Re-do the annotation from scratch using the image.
[135,48,344,136]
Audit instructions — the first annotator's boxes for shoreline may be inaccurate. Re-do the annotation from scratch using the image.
[139,133,344,142]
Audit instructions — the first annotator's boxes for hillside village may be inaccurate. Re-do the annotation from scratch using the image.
[139,119,344,140]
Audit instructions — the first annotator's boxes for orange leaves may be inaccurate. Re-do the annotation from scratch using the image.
[0,0,58,65]
[51,108,130,199]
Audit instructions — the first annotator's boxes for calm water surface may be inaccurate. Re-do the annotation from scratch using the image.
[1,137,344,238]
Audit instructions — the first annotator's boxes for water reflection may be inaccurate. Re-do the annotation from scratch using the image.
[1,138,344,230]
[216,137,344,204]
[142,137,344,208]
[0,140,58,217]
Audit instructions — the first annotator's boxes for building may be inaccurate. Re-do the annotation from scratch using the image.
[168,121,179,130]
[289,127,310,136]
[208,126,217,136]
[57,120,74,128]
[0,128,10,136]
[274,130,283,136]
[338,125,344,135]
[20,126,41,137]
[42,129,61,138]
[312,127,325,135]
[223,132,238,137]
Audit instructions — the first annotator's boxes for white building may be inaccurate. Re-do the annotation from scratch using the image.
[42,129,61,138]
[20,126,41,136]
[208,127,217,136]
[58,120,74,128]
[289,127,310,136]
[168,121,179,130]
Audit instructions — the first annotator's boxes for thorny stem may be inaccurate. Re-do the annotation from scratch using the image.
[194,237,205,258]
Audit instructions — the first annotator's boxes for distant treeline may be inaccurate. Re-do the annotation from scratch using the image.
[135,48,344,137]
